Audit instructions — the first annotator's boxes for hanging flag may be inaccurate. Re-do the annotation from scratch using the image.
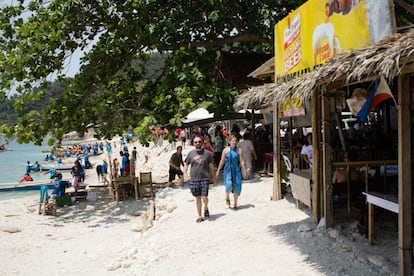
[357,75,395,122]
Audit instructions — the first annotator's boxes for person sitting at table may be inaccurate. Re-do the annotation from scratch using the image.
[51,173,66,197]
[332,152,362,204]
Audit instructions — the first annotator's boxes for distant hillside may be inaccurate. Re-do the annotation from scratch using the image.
[0,53,165,127]
[0,81,66,126]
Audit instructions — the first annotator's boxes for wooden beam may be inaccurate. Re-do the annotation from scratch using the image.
[311,89,321,223]
[399,62,414,75]
[368,203,375,244]
[273,101,282,200]
[389,0,414,24]
[322,91,333,227]
[394,0,414,17]
[389,0,398,33]
[398,73,412,275]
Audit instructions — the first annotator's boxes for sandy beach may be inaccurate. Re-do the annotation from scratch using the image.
[0,139,399,275]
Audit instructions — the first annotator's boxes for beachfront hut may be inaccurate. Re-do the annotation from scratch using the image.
[234,28,414,275]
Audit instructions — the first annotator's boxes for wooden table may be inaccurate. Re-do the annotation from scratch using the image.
[333,160,397,212]
[363,192,398,244]
[112,176,139,201]
[289,169,312,208]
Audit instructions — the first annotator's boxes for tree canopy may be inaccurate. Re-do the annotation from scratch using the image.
[0,0,303,145]
[1,1,412,145]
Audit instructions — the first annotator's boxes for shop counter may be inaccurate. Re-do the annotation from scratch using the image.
[363,192,398,244]
[289,169,312,209]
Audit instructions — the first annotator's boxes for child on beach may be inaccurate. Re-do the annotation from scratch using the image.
[112,158,120,178]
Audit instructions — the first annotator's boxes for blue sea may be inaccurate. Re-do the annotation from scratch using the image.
[0,138,56,199]
[0,139,52,183]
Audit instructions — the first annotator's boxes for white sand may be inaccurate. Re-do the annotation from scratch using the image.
[0,139,398,275]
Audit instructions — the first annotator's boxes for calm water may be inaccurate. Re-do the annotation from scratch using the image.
[0,139,51,185]
[0,139,54,199]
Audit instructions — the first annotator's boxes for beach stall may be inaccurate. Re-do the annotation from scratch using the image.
[234,1,413,274]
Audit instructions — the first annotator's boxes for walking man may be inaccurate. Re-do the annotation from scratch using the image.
[184,136,215,223]
[167,146,184,187]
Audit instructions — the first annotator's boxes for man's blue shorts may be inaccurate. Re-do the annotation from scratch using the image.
[189,179,209,197]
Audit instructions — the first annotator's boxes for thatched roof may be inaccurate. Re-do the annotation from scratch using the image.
[234,28,414,111]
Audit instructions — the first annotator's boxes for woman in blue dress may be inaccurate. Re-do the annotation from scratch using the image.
[216,135,247,209]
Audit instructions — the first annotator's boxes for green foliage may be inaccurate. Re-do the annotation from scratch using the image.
[0,81,65,144]
[0,0,307,144]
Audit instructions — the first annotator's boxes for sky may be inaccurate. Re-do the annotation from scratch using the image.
[0,1,93,96]
[62,49,83,78]
[1,0,83,79]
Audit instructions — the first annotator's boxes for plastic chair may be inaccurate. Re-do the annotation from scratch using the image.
[282,154,292,172]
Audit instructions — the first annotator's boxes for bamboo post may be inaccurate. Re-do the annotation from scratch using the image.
[389,0,397,33]
[322,91,332,227]
[289,117,293,165]
[398,73,411,275]
[368,203,374,244]
[273,101,282,201]
[311,89,321,223]
[108,154,114,199]
[251,109,257,172]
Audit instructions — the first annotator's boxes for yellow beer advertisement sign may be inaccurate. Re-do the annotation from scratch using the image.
[275,0,370,77]
[280,95,305,118]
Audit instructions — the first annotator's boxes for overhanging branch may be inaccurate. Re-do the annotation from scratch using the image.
[170,33,268,49]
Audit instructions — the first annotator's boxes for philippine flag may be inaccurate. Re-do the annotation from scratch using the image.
[357,75,395,122]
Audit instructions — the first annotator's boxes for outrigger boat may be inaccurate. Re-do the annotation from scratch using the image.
[40,164,73,172]
[0,179,55,192]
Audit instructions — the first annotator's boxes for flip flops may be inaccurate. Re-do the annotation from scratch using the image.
[196,217,204,223]
[204,208,210,218]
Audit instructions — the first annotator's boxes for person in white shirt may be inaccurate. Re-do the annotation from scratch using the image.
[238,133,257,179]
[301,133,313,168]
